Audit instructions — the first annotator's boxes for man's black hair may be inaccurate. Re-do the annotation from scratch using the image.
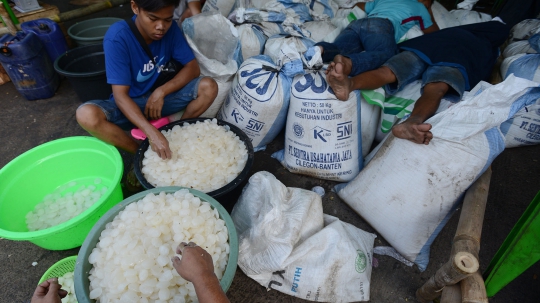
[133,0,180,12]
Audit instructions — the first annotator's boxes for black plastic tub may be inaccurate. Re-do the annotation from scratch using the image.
[134,118,255,199]
[54,44,111,102]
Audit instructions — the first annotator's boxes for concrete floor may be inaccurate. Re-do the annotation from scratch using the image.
[1,1,540,302]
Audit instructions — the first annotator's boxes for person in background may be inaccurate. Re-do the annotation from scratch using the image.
[76,0,218,192]
[313,0,438,78]
[172,242,230,303]
[174,0,206,25]
[325,20,509,145]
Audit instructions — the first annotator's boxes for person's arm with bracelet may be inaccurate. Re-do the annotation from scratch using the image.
[172,242,230,303]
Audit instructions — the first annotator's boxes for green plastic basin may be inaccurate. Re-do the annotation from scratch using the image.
[0,137,124,250]
[74,187,239,303]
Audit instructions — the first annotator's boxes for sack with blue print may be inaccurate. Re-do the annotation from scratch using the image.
[337,75,540,271]
[202,0,237,17]
[280,0,338,21]
[272,70,364,182]
[500,97,540,148]
[218,55,294,151]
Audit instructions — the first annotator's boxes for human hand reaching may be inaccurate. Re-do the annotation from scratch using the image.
[31,278,68,303]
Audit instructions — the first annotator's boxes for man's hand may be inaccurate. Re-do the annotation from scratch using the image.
[172,242,215,283]
[147,128,172,160]
[144,88,166,120]
[31,278,68,303]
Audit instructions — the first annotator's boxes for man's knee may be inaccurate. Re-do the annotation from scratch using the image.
[378,66,397,83]
[198,77,218,99]
[76,104,106,130]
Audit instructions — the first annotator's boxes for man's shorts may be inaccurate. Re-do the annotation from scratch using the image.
[79,77,202,130]
[382,51,466,102]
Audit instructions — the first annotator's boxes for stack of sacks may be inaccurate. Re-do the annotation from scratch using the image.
[182,12,241,117]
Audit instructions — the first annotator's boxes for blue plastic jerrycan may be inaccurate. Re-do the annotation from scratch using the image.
[0,31,59,101]
[21,18,69,62]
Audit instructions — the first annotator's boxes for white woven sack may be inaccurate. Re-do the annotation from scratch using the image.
[202,0,236,17]
[338,76,540,271]
[217,55,292,151]
[503,40,537,58]
[236,24,267,62]
[509,19,540,43]
[302,21,337,42]
[500,97,540,148]
[273,70,363,182]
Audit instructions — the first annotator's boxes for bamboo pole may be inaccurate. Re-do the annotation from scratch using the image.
[461,271,488,303]
[49,0,129,23]
[416,252,479,303]
[440,284,462,303]
[416,168,492,303]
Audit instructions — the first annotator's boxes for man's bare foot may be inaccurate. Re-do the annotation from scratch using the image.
[392,119,433,145]
[327,59,353,101]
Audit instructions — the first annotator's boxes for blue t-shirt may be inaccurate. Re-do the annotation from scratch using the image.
[365,0,433,42]
[104,15,195,98]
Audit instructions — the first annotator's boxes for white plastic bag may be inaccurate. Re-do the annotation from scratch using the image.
[273,70,363,182]
[183,12,240,117]
[232,171,324,277]
[337,76,540,271]
[232,171,376,302]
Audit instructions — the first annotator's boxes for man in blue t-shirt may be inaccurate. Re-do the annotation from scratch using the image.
[76,0,217,162]
[314,0,438,78]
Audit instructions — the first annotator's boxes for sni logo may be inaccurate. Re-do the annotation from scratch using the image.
[337,121,352,140]
[246,118,265,132]
[312,126,331,142]
[231,108,244,123]
[293,123,304,139]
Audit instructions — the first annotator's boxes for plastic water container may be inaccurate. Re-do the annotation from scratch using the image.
[0,32,59,101]
[21,19,69,62]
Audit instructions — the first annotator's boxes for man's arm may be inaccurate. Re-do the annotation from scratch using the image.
[172,242,230,303]
[113,85,172,159]
[422,4,439,34]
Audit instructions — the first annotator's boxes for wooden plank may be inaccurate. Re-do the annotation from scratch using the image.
[13,2,59,23]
